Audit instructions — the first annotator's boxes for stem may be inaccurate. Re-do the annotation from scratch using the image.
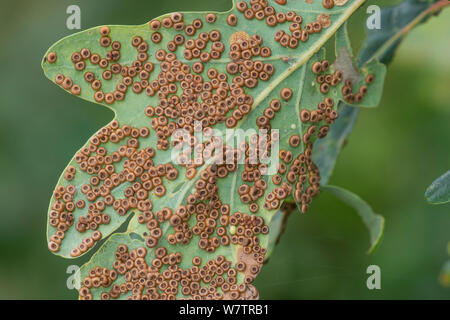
[369,0,450,63]
[275,202,297,245]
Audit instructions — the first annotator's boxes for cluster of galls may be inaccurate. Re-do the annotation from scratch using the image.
[312,58,374,105]
[238,134,279,213]
[48,119,182,252]
[74,120,150,177]
[342,75,373,104]
[80,244,260,300]
[238,174,268,214]
[229,212,269,255]
[63,165,76,181]
[79,266,118,300]
[237,0,332,49]
[75,201,110,233]
[70,230,103,258]
[137,206,191,249]
[143,58,256,151]
[48,185,77,252]
[188,164,238,253]
[149,12,188,34]
[236,89,290,214]
[183,29,225,61]
[311,60,340,94]
[49,25,157,105]
[53,73,81,96]
[143,31,275,156]
[264,159,294,211]
[272,138,322,214]
[226,33,274,88]
[288,144,321,213]
[284,58,355,212]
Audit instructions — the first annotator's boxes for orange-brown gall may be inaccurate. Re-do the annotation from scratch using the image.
[322,0,335,9]
[280,88,293,101]
[47,52,57,63]
[227,14,238,26]
[99,26,110,36]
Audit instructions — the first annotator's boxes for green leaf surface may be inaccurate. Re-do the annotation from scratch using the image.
[425,170,450,205]
[323,185,384,254]
[42,0,390,300]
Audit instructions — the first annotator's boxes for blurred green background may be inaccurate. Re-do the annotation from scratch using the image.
[0,0,448,299]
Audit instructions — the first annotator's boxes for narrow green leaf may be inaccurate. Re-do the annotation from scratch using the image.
[265,210,284,260]
[323,185,384,254]
[425,170,450,204]
[313,104,359,184]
